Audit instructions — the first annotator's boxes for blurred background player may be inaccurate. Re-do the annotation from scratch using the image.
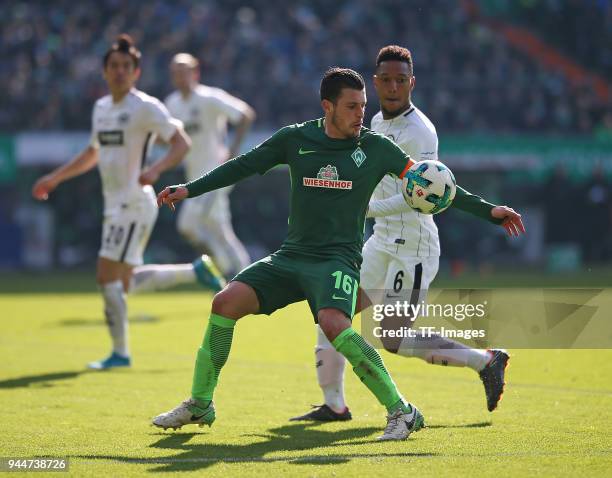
[293,45,523,422]
[31,34,222,370]
[165,53,255,279]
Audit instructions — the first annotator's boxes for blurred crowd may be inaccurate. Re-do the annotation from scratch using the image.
[438,166,612,269]
[479,0,612,78]
[3,0,611,270]
[477,0,612,137]
[1,0,610,134]
[539,165,612,264]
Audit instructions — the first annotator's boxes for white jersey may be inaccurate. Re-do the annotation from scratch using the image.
[165,84,249,181]
[90,88,180,214]
[370,104,440,257]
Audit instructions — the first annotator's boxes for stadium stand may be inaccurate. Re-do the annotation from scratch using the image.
[1,0,610,134]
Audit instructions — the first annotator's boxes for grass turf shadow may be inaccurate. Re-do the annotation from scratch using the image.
[0,371,86,389]
[426,421,492,429]
[75,422,436,472]
[52,315,160,328]
[0,368,168,389]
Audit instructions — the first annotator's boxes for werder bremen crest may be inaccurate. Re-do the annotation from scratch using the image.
[317,165,339,180]
[351,146,366,167]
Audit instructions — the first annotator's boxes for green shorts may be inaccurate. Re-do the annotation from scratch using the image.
[233,250,360,322]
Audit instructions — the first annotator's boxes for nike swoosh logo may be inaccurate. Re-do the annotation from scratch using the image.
[332,295,348,301]
[298,148,316,155]
[190,414,205,421]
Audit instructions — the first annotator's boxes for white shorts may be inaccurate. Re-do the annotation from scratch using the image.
[177,187,232,240]
[360,236,439,304]
[98,195,158,266]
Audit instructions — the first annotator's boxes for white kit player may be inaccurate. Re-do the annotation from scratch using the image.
[165,53,255,279]
[292,46,524,422]
[32,35,224,370]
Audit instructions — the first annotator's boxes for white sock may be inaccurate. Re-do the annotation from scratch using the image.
[397,333,492,372]
[315,325,347,413]
[130,264,196,293]
[102,280,128,357]
[465,349,492,372]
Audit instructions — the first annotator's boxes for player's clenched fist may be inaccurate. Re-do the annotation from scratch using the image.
[32,175,59,201]
[157,185,188,211]
[138,168,160,186]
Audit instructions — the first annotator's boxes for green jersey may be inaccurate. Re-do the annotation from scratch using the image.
[184,118,499,264]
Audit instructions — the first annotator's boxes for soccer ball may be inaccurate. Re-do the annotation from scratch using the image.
[402,160,457,214]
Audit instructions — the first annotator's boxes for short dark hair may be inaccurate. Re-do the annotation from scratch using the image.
[320,67,365,103]
[103,34,141,69]
[376,45,413,75]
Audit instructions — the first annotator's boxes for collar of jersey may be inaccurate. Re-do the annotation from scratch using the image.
[378,103,414,122]
[302,117,366,149]
[111,88,137,106]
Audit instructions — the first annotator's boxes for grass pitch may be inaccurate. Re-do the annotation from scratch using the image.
[1,273,611,476]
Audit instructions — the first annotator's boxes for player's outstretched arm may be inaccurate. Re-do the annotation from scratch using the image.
[452,186,525,237]
[157,152,267,211]
[32,146,99,200]
[367,190,525,237]
[157,125,289,210]
[139,127,191,185]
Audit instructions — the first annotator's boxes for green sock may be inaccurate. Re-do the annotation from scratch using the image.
[191,313,236,403]
[332,328,408,412]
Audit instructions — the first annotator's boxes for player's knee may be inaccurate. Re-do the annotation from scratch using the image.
[96,269,112,286]
[210,284,256,319]
[211,290,235,317]
[318,309,352,343]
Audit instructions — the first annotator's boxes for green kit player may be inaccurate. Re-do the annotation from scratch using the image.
[152,68,501,441]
